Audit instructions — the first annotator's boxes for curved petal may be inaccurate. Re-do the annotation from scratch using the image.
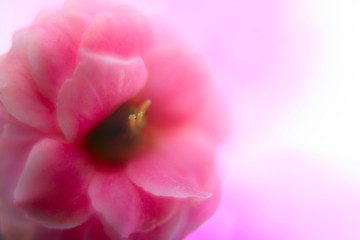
[0,217,34,240]
[139,44,213,129]
[89,171,176,238]
[28,10,91,104]
[1,215,111,240]
[135,187,178,233]
[0,112,41,221]
[14,139,92,229]
[82,216,112,240]
[0,135,36,221]
[177,172,222,238]
[89,172,139,238]
[130,172,221,240]
[81,5,153,58]
[0,30,58,134]
[2,119,43,142]
[57,51,147,142]
[126,129,215,199]
[129,208,187,240]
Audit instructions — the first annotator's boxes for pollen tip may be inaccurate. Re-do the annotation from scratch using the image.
[128,114,136,120]
[128,114,137,132]
[136,112,144,126]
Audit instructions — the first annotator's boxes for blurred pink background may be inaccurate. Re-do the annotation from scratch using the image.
[1,0,360,239]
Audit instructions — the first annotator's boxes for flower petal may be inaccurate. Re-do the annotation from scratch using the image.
[130,172,221,240]
[14,139,92,228]
[135,187,178,233]
[0,108,40,221]
[57,51,147,142]
[0,217,34,240]
[178,172,222,237]
[1,215,111,240]
[81,5,153,58]
[28,10,91,104]
[88,172,141,238]
[89,171,177,238]
[139,44,213,129]
[0,135,35,221]
[127,129,215,199]
[0,30,58,134]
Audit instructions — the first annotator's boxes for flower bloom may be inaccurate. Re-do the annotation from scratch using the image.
[0,0,228,239]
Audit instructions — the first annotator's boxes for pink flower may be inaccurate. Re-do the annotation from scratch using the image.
[0,0,228,239]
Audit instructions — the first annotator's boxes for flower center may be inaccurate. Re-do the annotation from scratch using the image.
[83,100,151,165]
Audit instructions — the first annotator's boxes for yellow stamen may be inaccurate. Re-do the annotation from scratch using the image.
[128,114,137,133]
[128,99,151,134]
[138,100,151,114]
[136,112,144,127]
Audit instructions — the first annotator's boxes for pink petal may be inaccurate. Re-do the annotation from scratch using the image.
[178,172,222,237]
[139,44,213,129]
[28,10,91,104]
[1,215,111,240]
[2,119,43,142]
[36,216,111,240]
[0,217,34,240]
[81,5,153,58]
[14,139,92,228]
[0,30,58,134]
[126,129,215,199]
[88,172,142,238]
[0,134,36,221]
[135,187,178,233]
[129,208,187,240]
[82,216,112,240]
[130,174,221,240]
[57,51,147,142]
[89,171,177,238]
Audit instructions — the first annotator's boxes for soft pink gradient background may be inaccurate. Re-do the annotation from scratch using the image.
[2,0,360,240]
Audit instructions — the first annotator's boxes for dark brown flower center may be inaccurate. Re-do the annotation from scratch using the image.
[83,100,151,165]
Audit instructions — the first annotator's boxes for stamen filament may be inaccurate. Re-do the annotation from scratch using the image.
[136,112,144,126]
[128,99,151,134]
[138,100,151,114]
[128,114,137,133]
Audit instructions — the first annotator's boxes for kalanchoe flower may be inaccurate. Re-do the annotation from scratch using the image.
[0,0,228,239]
